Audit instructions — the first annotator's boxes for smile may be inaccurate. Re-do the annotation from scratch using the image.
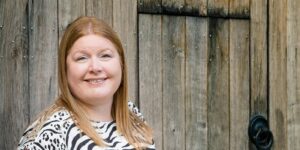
[85,78,107,85]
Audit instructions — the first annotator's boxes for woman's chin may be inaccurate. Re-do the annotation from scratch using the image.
[80,95,113,104]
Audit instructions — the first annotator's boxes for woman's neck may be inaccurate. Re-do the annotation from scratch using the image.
[80,99,114,122]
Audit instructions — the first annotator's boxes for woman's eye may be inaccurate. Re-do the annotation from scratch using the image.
[76,56,87,61]
[102,54,112,58]
[100,54,112,59]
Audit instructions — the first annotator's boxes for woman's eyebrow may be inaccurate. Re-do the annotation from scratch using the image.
[99,49,113,52]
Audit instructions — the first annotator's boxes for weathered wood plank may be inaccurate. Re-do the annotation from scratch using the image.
[162,0,185,14]
[229,0,250,18]
[0,0,3,37]
[139,0,207,16]
[207,0,229,18]
[207,18,230,150]
[185,16,208,150]
[58,0,85,40]
[162,15,185,150]
[250,1,268,148]
[139,0,250,18]
[250,0,268,118]
[185,0,207,16]
[113,0,138,105]
[269,0,288,150]
[86,0,113,26]
[287,0,300,149]
[138,14,163,150]
[29,0,58,121]
[0,0,29,149]
[138,0,162,14]
[229,19,250,150]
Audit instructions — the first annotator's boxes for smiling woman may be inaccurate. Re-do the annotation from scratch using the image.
[17,16,155,150]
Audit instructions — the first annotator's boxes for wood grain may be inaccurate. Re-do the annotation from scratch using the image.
[162,15,185,150]
[138,0,250,18]
[113,0,138,105]
[138,0,162,14]
[229,19,250,150]
[287,0,300,149]
[250,1,268,149]
[229,0,250,18]
[58,0,85,41]
[185,0,207,16]
[207,0,229,17]
[185,16,208,150]
[269,0,288,149]
[250,0,268,118]
[0,0,29,149]
[138,0,207,16]
[138,14,163,150]
[86,0,113,26]
[207,18,230,150]
[29,0,58,121]
[162,0,185,14]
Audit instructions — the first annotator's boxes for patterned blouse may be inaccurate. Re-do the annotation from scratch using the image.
[18,102,155,150]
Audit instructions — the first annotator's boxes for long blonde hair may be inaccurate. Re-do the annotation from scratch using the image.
[33,16,152,149]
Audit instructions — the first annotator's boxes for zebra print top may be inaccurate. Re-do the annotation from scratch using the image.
[17,102,155,150]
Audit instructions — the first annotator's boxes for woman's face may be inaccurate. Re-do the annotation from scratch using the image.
[66,34,122,105]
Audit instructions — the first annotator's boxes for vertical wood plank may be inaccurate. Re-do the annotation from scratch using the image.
[138,14,163,150]
[58,0,85,41]
[138,0,162,13]
[229,19,250,150]
[269,0,288,150]
[86,0,113,26]
[185,17,208,150]
[287,0,300,149]
[250,0,268,118]
[207,18,230,150]
[250,1,268,149]
[207,0,229,17]
[185,0,207,16]
[0,0,3,36]
[162,15,185,150]
[0,0,29,149]
[229,0,250,18]
[0,0,5,120]
[113,0,138,104]
[29,0,58,121]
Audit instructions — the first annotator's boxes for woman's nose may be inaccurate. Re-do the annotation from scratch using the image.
[89,57,102,73]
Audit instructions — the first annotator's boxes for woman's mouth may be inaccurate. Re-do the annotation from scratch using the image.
[85,78,107,85]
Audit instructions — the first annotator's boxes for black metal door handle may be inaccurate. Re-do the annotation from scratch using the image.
[248,115,273,150]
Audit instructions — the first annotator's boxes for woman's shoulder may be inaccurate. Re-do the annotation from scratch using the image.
[17,108,74,150]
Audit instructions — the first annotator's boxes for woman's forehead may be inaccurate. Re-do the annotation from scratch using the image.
[69,34,117,53]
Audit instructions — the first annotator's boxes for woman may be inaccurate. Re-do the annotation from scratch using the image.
[18,16,154,150]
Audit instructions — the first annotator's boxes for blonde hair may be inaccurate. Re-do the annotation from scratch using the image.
[32,16,153,149]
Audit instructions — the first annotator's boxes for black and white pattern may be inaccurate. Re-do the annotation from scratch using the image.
[18,101,155,150]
